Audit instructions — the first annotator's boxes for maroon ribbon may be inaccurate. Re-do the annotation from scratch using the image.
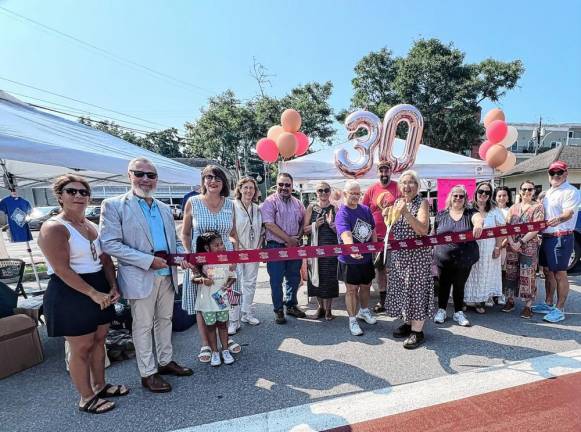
[158,221,546,266]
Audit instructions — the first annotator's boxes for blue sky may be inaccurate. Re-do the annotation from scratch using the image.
[1,0,580,143]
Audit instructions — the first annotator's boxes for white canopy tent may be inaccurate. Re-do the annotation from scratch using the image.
[0,90,200,190]
[284,138,494,191]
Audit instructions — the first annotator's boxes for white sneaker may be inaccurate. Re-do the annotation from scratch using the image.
[349,320,363,336]
[356,308,377,325]
[485,297,494,308]
[241,313,260,325]
[222,350,235,365]
[210,351,221,367]
[228,321,239,335]
[497,295,506,306]
[453,311,470,327]
[434,308,447,324]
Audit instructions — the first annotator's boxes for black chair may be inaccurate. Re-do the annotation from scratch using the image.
[0,259,26,298]
[0,281,18,318]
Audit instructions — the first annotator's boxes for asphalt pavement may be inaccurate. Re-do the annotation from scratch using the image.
[1,262,580,432]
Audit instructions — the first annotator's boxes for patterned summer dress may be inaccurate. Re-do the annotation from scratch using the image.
[505,202,545,299]
[464,207,504,303]
[385,195,434,321]
[182,196,241,315]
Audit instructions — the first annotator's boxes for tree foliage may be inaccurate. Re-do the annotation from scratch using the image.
[347,39,524,153]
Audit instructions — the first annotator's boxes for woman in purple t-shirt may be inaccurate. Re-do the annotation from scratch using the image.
[335,180,378,336]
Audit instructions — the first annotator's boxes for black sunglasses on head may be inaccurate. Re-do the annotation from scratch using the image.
[63,187,90,197]
[317,188,331,194]
[477,189,491,196]
[549,170,565,177]
[278,182,292,188]
[130,170,158,179]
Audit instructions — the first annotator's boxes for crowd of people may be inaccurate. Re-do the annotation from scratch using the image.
[37,157,579,413]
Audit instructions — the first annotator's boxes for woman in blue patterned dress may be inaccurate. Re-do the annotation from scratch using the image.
[181,165,242,363]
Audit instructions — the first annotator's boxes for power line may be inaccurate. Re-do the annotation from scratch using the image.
[0,6,216,97]
[0,76,170,128]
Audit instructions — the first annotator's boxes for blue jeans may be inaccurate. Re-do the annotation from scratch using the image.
[266,241,302,312]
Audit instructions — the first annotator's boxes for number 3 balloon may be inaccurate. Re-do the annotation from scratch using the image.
[335,104,424,178]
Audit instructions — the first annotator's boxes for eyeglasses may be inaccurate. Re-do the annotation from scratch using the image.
[317,188,331,194]
[278,182,292,188]
[521,187,535,192]
[130,170,158,179]
[452,194,465,199]
[347,192,361,196]
[89,240,98,261]
[63,187,90,197]
[204,174,222,182]
[477,189,491,196]
[549,170,565,177]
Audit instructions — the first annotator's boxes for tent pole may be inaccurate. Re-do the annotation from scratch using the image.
[25,240,42,291]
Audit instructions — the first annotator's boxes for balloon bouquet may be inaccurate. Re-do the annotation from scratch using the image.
[334,104,424,263]
[478,108,518,173]
[255,109,311,163]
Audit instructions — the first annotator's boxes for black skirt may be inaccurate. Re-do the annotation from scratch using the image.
[43,270,115,337]
[337,261,375,286]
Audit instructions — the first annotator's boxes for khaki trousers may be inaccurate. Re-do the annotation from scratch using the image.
[129,275,174,377]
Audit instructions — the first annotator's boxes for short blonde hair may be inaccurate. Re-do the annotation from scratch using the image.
[234,177,259,202]
[445,184,468,210]
[398,170,420,187]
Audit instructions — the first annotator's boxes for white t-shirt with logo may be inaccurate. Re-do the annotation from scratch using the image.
[542,181,581,233]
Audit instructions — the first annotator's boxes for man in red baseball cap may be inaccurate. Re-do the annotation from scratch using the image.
[534,160,581,322]
[361,160,399,313]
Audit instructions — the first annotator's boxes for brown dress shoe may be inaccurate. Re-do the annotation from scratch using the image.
[158,361,193,376]
[520,307,533,319]
[286,306,306,318]
[141,373,171,393]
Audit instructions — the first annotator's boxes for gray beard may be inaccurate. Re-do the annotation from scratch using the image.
[134,186,156,198]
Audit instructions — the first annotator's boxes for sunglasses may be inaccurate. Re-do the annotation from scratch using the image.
[63,187,90,197]
[130,170,158,179]
[549,170,565,177]
[278,182,292,188]
[317,188,331,194]
[204,174,222,182]
[89,239,98,261]
[477,189,491,196]
[521,187,535,192]
[452,194,465,199]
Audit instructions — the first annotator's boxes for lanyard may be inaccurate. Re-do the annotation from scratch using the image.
[241,202,255,242]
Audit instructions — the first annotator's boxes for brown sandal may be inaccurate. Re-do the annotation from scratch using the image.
[79,395,115,414]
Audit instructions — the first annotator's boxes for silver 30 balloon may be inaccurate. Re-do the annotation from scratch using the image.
[335,104,424,178]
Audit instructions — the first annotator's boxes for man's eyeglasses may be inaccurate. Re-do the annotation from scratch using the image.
[317,188,331,194]
[452,194,465,199]
[130,170,158,179]
[204,174,222,182]
[63,187,90,197]
[549,170,565,177]
[477,189,491,196]
[521,187,535,192]
[278,182,292,188]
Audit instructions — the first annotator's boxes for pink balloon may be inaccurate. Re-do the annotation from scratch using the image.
[256,138,278,163]
[478,140,495,160]
[486,120,508,144]
[294,132,309,156]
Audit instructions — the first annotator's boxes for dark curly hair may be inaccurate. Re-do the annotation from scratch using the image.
[52,174,91,206]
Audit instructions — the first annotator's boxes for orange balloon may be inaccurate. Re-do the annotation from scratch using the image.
[485,144,508,168]
[267,125,284,141]
[497,152,516,172]
[281,109,302,132]
[277,132,298,159]
[483,108,505,128]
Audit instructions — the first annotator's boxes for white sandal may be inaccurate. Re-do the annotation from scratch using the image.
[227,339,241,354]
[198,345,211,363]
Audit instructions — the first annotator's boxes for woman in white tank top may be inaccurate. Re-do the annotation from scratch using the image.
[38,175,128,414]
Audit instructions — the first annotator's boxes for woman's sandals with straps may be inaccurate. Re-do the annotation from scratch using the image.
[95,384,129,398]
[198,346,212,363]
[79,395,115,414]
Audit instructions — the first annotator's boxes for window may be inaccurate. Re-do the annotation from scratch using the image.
[569,131,574,138]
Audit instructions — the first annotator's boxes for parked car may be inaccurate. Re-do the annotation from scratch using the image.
[169,204,182,220]
[84,206,101,224]
[567,206,581,271]
[26,206,60,230]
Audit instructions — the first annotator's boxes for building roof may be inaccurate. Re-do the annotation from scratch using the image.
[500,145,581,177]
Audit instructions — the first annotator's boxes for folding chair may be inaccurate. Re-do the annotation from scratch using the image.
[0,259,27,298]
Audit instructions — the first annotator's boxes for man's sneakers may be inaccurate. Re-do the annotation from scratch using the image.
[433,308,447,324]
[286,306,307,318]
[241,313,260,325]
[227,320,240,335]
[356,308,377,325]
[543,307,565,323]
[349,318,363,336]
[531,303,555,314]
[453,311,471,327]
[274,310,287,324]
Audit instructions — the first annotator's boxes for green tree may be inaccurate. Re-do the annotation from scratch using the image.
[78,117,143,146]
[348,39,524,153]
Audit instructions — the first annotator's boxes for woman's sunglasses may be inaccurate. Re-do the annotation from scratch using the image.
[204,174,222,182]
[521,187,535,192]
[452,194,465,199]
[549,170,564,177]
[63,187,90,197]
[317,188,331,194]
[477,189,491,196]
[130,170,158,179]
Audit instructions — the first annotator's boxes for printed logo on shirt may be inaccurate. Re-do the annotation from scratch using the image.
[10,208,27,228]
[352,218,373,243]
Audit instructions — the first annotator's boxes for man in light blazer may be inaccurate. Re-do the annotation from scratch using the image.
[100,157,194,393]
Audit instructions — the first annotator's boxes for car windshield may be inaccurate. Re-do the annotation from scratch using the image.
[29,207,57,218]
[85,207,99,215]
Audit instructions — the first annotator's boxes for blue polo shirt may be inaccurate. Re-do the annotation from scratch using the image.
[138,198,170,276]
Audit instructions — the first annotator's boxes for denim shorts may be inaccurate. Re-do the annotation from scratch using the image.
[539,234,574,272]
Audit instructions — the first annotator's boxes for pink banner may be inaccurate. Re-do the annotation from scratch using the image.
[437,178,476,211]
